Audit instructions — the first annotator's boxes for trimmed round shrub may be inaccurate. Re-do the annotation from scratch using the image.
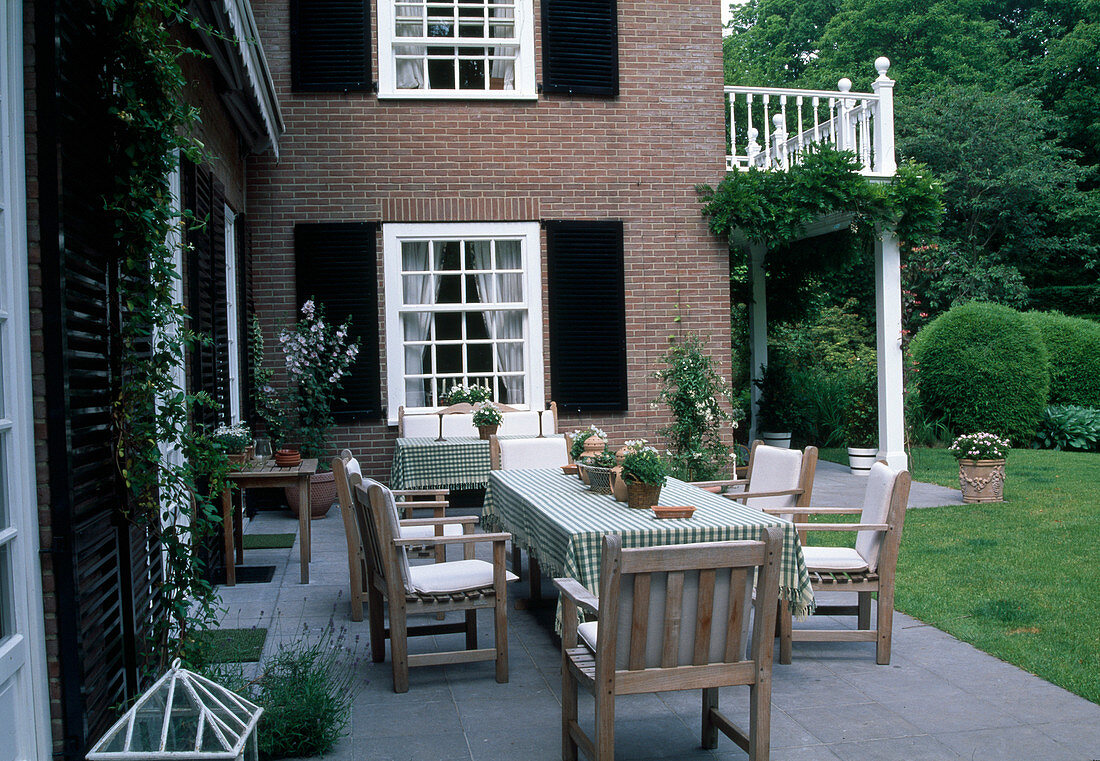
[1022,311,1100,407]
[910,302,1049,444]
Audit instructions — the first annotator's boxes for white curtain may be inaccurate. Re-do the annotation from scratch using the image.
[489,3,516,89]
[471,241,524,404]
[395,4,426,89]
[402,241,437,406]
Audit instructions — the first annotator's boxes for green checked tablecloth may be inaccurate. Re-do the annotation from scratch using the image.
[482,469,815,618]
[391,435,565,491]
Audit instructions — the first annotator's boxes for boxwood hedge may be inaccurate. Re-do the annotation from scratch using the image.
[1022,311,1100,408]
[910,302,1049,444]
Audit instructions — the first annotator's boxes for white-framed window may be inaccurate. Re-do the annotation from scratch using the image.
[224,206,242,424]
[378,0,537,100]
[383,222,543,423]
[0,2,50,757]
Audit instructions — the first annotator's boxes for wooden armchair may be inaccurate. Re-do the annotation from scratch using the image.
[353,478,518,692]
[693,440,818,523]
[332,450,473,622]
[766,461,911,665]
[555,528,783,761]
[488,434,569,471]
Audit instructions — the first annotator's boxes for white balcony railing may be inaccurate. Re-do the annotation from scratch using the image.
[725,57,896,178]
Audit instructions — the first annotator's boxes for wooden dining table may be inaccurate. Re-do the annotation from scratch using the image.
[222,458,317,585]
[481,468,815,626]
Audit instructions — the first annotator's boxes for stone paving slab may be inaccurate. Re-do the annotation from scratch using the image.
[215,476,1098,761]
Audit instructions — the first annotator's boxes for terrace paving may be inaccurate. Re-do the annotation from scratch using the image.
[216,467,1096,761]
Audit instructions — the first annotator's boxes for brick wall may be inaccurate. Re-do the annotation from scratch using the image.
[246,0,733,480]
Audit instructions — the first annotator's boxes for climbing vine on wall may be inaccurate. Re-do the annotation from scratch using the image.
[102,0,229,668]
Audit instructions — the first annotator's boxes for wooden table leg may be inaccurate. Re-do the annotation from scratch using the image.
[221,487,236,586]
[298,474,310,583]
[234,489,244,565]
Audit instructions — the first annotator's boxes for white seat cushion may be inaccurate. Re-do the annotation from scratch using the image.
[408,559,518,595]
[802,546,869,572]
[578,621,598,652]
[499,437,569,470]
[400,523,465,540]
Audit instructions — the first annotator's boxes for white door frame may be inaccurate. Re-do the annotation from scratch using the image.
[0,1,51,758]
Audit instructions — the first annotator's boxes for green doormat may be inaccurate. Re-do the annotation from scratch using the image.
[243,532,296,549]
[200,627,268,663]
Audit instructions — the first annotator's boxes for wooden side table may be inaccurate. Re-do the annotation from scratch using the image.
[222,458,319,585]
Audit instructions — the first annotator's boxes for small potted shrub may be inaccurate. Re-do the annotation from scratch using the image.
[845,357,878,475]
[949,432,1010,503]
[620,446,667,510]
[753,360,803,448]
[472,402,504,440]
[212,424,253,464]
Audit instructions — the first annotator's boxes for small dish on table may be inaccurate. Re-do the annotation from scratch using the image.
[561,464,579,476]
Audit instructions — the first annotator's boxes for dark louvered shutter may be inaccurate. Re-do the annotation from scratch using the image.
[183,161,231,430]
[542,0,619,97]
[295,223,382,421]
[545,221,627,411]
[290,0,371,92]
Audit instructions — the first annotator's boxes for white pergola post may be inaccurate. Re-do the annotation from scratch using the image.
[874,226,907,469]
[747,242,768,443]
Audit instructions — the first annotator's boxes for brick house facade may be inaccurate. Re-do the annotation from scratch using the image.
[246,0,733,479]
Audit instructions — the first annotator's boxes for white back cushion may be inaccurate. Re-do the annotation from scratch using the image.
[441,413,477,438]
[345,457,362,478]
[364,478,413,594]
[499,437,569,470]
[499,411,542,436]
[541,409,557,435]
[744,445,804,515]
[402,414,440,438]
[855,461,901,572]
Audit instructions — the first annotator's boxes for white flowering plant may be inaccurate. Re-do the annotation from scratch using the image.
[472,402,503,426]
[441,383,492,406]
[654,336,738,481]
[211,424,252,454]
[569,425,608,461]
[949,432,1010,461]
[279,299,360,461]
[621,447,667,485]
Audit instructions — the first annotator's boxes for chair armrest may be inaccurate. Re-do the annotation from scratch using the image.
[399,516,479,527]
[765,506,861,515]
[553,577,600,617]
[691,478,749,488]
[726,488,803,501]
[793,523,889,532]
[392,488,450,497]
[393,531,511,547]
[394,499,452,509]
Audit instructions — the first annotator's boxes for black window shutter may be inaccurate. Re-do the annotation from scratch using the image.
[546,221,627,411]
[542,0,619,97]
[295,222,382,421]
[290,0,371,92]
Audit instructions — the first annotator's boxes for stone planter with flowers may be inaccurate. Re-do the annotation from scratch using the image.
[950,432,1010,503]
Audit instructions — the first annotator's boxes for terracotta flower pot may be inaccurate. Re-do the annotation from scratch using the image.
[958,459,1005,503]
[610,466,628,502]
[286,471,336,519]
[274,448,301,467]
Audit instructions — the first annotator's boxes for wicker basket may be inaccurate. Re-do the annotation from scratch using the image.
[626,481,662,510]
[584,465,614,495]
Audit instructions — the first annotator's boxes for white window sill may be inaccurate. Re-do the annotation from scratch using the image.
[378,89,538,101]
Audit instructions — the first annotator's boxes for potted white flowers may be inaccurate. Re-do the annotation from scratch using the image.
[211,424,252,464]
[472,402,504,440]
[949,432,1010,503]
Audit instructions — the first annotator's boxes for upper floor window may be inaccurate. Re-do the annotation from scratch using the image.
[378,0,536,99]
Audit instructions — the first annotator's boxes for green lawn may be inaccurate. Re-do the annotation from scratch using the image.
[814,447,1100,705]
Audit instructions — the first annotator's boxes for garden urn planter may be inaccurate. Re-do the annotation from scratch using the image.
[477,424,499,441]
[583,437,607,456]
[761,431,792,448]
[610,466,628,502]
[847,447,878,476]
[958,459,1006,503]
[286,471,336,519]
[626,481,662,510]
